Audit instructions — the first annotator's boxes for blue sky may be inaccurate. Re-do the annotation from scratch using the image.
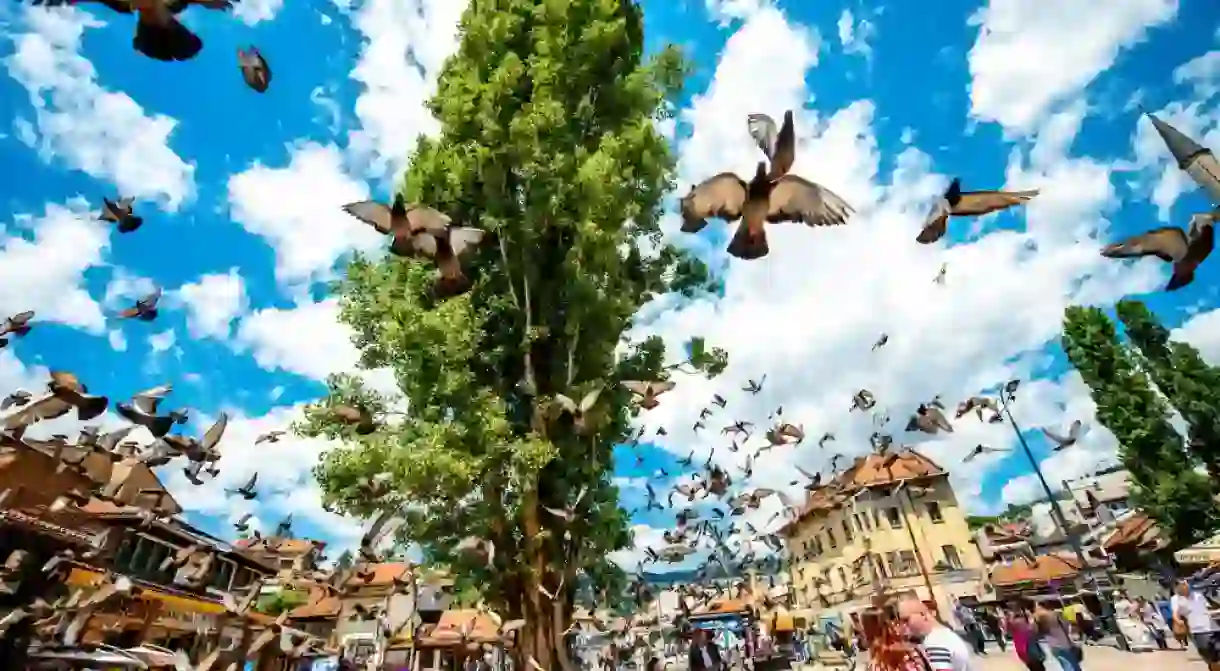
[0,0,1218,566]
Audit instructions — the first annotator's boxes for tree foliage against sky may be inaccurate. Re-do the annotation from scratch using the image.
[1117,300,1220,481]
[298,0,718,666]
[1062,306,1219,548]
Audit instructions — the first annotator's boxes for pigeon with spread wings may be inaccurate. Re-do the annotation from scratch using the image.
[99,197,142,233]
[118,287,162,321]
[746,111,795,180]
[237,46,271,92]
[679,162,854,260]
[621,380,675,410]
[1042,420,1083,450]
[1101,212,1216,291]
[916,178,1039,244]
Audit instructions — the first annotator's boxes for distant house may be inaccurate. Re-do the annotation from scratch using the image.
[781,449,986,621]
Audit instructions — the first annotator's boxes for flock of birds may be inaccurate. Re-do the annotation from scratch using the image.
[0,310,464,667]
[2,0,1216,662]
[605,365,1089,620]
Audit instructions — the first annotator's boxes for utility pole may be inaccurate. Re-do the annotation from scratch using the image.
[997,386,1129,650]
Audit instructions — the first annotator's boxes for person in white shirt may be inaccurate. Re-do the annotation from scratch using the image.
[897,598,976,671]
[1171,581,1219,668]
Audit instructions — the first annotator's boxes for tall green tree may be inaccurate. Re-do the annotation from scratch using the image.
[1116,300,1220,479]
[300,1,719,668]
[1062,306,1219,547]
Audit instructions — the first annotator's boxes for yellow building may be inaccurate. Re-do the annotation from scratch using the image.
[781,449,987,620]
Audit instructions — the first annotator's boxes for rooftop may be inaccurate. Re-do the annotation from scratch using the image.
[783,449,946,532]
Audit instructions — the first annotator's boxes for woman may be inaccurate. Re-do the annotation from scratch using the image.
[1004,603,1045,671]
[858,608,932,671]
[1114,591,1156,651]
[1033,602,1082,671]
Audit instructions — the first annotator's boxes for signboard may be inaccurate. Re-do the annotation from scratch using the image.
[690,616,744,633]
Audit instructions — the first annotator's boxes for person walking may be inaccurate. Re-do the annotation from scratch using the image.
[689,629,724,671]
[1032,602,1082,671]
[1172,580,1220,670]
[898,598,976,671]
[952,601,985,656]
[1004,603,1045,671]
[1114,590,1156,651]
[978,608,1005,652]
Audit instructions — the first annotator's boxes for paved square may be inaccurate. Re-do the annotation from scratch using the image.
[969,645,1210,669]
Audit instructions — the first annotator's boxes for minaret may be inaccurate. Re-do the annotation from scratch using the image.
[1146,112,1220,205]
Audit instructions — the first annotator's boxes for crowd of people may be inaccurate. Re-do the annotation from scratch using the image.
[635,580,1220,671]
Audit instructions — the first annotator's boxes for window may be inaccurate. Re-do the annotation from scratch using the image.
[114,533,138,571]
[873,554,887,579]
[887,507,903,529]
[898,550,917,576]
[827,530,837,549]
[814,536,824,555]
[885,552,898,576]
[861,511,872,532]
[873,509,883,529]
[842,519,853,541]
[942,545,962,569]
[838,566,848,588]
[926,501,943,523]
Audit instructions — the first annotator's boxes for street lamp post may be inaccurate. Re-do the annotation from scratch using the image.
[996,386,1129,650]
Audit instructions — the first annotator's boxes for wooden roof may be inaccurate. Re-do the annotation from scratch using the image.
[1103,513,1165,552]
[989,553,1082,587]
[24,440,181,515]
[693,598,750,616]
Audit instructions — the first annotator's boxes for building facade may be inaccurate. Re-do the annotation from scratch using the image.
[781,450,986,620]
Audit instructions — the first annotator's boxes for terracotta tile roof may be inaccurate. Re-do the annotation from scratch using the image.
[23,441,181,515]
[289,589,341,620]
[417,609,502,646]
[782,449,945,533]
[989,553,1082,587]
[347,562,411,587]
[1103,513,1165,552]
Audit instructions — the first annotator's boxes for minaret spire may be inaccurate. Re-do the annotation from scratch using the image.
[1146,112,1208,169]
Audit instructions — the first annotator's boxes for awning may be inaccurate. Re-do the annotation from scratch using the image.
[769,614,795,632]
[1175,538,1220,565]
[67,567,273,624]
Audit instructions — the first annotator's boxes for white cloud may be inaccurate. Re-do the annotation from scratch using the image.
[0,199,109,333]
[226,142,384,287]
[966,0,1177,134]
[703,0,770,25]
[345,0,467,180]
[617,3,1153,565]
[107,329,127,352]
[230,0,284,25]
[149,328,176,354]
[836,9,875,60]
[1175,50,1220,98]
[4,5,195,210]
[173,269,249,340]
[233,297,398,396]
[159,404,363,548]
[1172,308,1220,365]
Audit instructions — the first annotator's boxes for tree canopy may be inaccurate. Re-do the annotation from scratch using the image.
[1062,305,1220,548]
[299,0,719,666]
[1117,299,1220,480]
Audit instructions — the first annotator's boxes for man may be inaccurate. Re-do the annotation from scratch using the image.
[898,598,976,671]
[1172,580,1220,670]
[688,629,724,671]
[953,599,986,655]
